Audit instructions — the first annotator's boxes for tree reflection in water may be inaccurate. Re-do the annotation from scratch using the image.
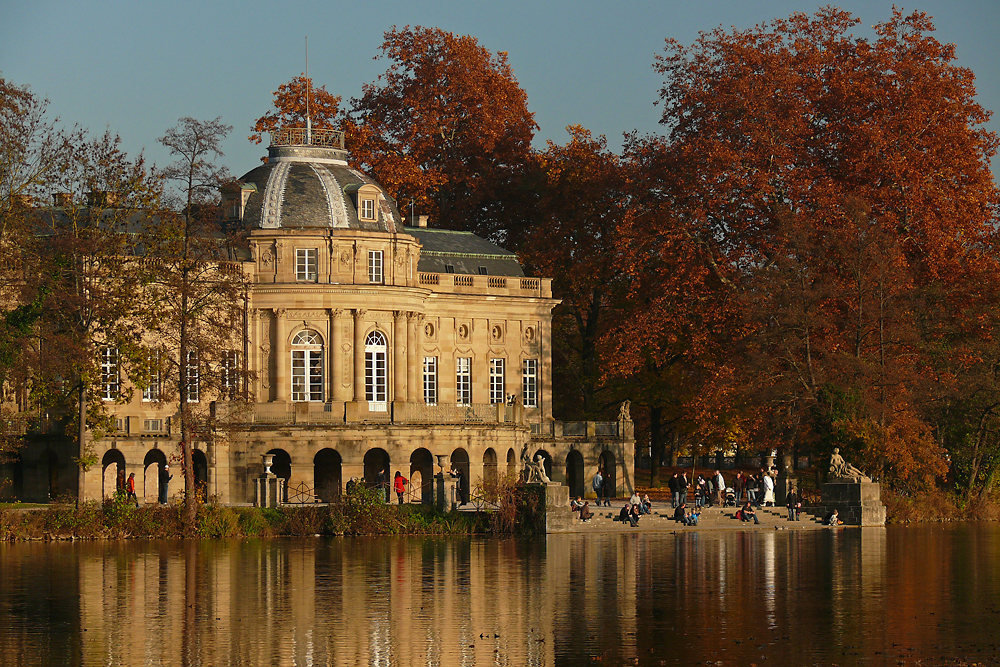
[0,525,998,665]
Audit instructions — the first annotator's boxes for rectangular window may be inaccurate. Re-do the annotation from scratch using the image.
[423,356,438,405]
[186,350,200,403]
[360,198,376,221]
[100,347,119,401]
[291,350,323,402]
[490,358,505,404]
[456,357,471,405]
[221,350,239,400]
[143,419,163,433]
[295,248,317,281]
[522,359,538,408]
[143,351,160,402]
[368,250,383,283]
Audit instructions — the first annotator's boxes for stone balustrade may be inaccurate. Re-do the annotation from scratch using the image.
[417,273,551,298]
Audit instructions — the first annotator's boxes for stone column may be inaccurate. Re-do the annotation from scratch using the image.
[393,310,408,402]
[407,312,421,402]
[353,309,367,402]
[274,308,287,402]
[328,309,347,402]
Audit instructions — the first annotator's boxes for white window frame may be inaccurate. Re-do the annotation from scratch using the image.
[522,359,538,408]
[143,418,163,433]
[360,198,376,221]
[365,331,387,410]
[291,331,323,402]
[368,250,383,284]
[100,347,119,401]
[186,350,200,403]
[142,351,160,402]
[490,358,505,404]
[423,356,438,405]
[221,350,239,400]
[456,357,472,406]
[295,248,318,282]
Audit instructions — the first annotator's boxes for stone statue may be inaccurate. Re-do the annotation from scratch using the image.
[829,447,870,482]
[619,400,631,422]
[521,449,549,484]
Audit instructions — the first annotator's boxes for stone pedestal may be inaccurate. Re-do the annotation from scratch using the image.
[819,480,886,526]
[254,474,284,508]
[435,474,459,512]
[540,482,574,533]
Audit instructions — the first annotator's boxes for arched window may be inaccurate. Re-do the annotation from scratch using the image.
[291,329,323,402]
[365,330,387,410]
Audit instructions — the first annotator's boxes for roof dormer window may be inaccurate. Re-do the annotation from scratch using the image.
[360,197,376,221]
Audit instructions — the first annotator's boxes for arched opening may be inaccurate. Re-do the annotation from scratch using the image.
[450,448,470,504]
[365,330,388,411]
[533,449,553,481]
[363,448,390,501]
[291,329,324,402]
[600,450,617,501]
[507,448,517,477]
[143,449,167,504]
[44,450,59,501]
[192,449,208,501]
[101,449,125,499]
[266,449,292,503]
[566,449,585,498]
[410,448,434,504]
[314,448,342,502]
[483,448,498,483]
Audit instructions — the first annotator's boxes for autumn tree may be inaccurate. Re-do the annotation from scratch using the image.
[516,126,627,420]
[249,75,342,147]
[38,132,161,497]
[645,8,998,488]
[346,26,537,241]
[152,117,248,524]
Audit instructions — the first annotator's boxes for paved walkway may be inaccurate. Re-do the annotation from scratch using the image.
[550,503,835,533]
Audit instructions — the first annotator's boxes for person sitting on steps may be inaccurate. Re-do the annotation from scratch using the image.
[824,508,843,526]
[738,501,761,524]
[579,501,593,522]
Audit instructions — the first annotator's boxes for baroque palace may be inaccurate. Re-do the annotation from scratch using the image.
[2,128,634,506]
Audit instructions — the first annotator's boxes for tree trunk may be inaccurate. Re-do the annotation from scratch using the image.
[77,380,87,509]
[649,405,663,487]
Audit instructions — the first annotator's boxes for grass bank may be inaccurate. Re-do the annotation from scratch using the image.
[0,484,545,541]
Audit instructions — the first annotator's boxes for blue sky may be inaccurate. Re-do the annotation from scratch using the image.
[2,0,997,182]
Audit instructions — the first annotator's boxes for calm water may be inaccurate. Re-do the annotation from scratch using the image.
[1,524,999,666]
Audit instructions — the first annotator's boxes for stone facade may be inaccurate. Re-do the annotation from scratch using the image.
[2,128,635,505]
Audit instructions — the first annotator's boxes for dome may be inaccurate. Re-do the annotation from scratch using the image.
[236,128,403,232]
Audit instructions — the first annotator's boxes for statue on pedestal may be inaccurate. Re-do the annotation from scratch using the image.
[520,444,549,484]
[829,447,871,482]
[618,400,631,422]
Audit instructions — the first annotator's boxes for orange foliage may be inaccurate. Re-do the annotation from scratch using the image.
[249,75,342,145]
[345,26,536,236]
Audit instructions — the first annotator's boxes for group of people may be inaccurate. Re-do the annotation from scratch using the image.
[114,464,172,506]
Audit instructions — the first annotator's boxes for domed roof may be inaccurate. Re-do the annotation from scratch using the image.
[237,128,403,233]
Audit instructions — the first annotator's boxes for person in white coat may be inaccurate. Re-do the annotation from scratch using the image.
[762,469,776,506]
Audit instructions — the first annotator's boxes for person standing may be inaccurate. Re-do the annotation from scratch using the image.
[734,472,746,504]
[713,470,725,507]
[668,473,680,508]
[763,469,776,506]
[125,472,139,507]
[376,467,389,502]
[393,471,408,505]
[158,463,172,505]
[679,471,689,506]
[593,469,604,506]
[786,487,801,521]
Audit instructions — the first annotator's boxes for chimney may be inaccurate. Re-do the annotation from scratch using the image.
[417,215,428,228]
[53,192,72,207]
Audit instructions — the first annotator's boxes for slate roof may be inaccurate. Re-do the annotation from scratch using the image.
[404,227,525,277]
[238,161,403,233]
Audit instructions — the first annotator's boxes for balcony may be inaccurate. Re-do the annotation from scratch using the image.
[529,420,624,441]
[269,127,344,149]
[211,401,524,427]
[417,273,551,298]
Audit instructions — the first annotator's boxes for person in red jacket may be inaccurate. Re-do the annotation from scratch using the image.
[393,471,408,505]
[125,472,139,507]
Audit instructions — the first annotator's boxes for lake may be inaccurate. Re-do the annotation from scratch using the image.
[1,524,998,666]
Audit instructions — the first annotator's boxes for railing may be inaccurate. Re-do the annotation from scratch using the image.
[563,421,588,436]
[527,420,624,441]
[416,273,551,298]
[394,402,501,424]
[254,403,294,423]
[270,127,344,149]
[211,400,525,427]
[595,422,619,437]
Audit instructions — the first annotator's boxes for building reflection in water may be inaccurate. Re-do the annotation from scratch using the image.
[2,525,999,666]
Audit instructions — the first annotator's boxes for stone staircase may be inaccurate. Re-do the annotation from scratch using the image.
[553,501,831,533]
